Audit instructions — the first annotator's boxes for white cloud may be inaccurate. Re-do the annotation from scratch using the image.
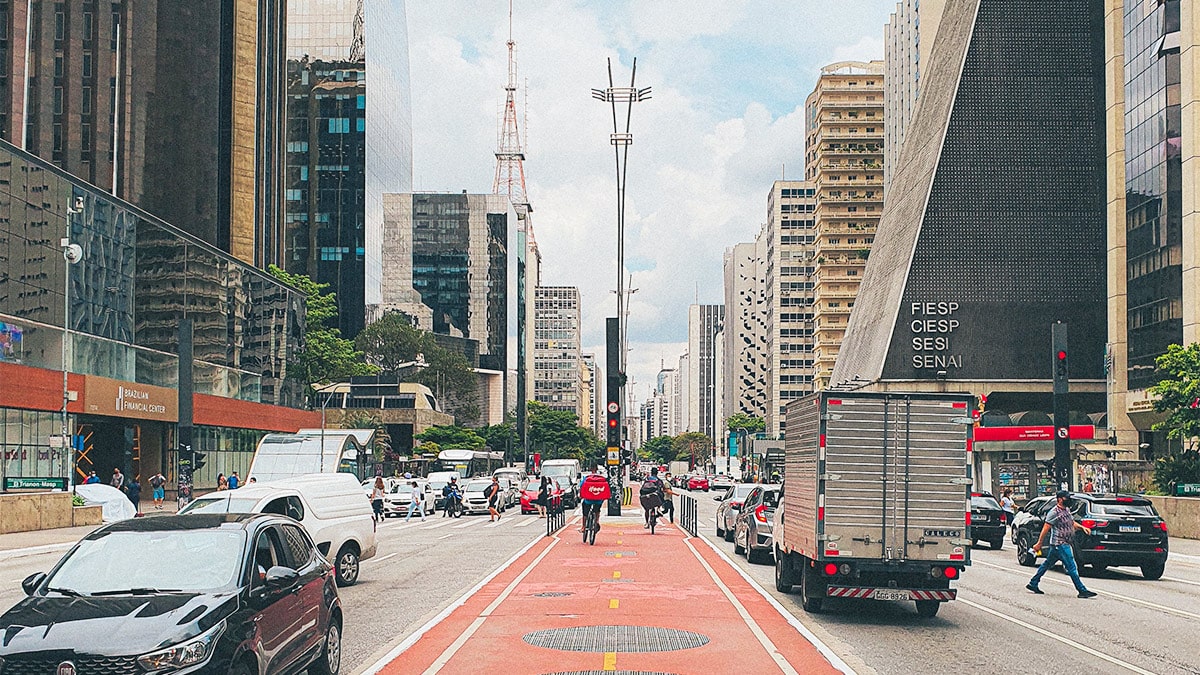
[405,1,895,401]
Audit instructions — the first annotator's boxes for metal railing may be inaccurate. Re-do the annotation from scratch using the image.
[678,492,698,537]
[546,494,566,537]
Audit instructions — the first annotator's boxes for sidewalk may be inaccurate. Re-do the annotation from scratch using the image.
[363,506,850,675]
[0,499,178,560]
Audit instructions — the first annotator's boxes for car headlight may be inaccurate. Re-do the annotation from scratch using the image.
[137,621,224,672]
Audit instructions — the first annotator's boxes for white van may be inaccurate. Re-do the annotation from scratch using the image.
[540,459,582,507]
[178,473,377,586]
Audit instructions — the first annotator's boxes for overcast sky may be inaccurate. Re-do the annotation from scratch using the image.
[405,1,895,406]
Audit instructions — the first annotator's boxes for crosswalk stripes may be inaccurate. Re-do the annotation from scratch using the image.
[419,520,452,530]
[452,518,485,529]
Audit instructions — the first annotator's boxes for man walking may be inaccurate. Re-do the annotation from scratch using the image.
[111,468,125,493]
[1027,489,1097,598]
[149,471,167,510]
[404,481,426,522]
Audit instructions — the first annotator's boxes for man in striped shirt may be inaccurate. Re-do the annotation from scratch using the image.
[1027,489,1097,598]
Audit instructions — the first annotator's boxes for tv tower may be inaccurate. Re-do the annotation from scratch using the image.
[493,0,530,216]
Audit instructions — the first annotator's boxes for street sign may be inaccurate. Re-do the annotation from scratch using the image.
[5,477,67,491]
[1176,483,1200,497]
[607,402,619,413]
[607,448,620,465]
[1056,427,1069,439]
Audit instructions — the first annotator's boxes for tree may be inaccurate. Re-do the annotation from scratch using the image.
[1148,343,1200,489]
[354,312,429,372]
[726,413,766,434]
[672,432,714,467]
[415,425,485,450]
[642,435,675,465]
[528,401,602,462]
[267,265,377,387]
[479,421,519,458]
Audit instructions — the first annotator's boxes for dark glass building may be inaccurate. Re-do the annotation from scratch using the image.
[0,139,315,491]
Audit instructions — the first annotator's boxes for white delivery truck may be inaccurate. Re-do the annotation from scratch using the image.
[773,391,975,618]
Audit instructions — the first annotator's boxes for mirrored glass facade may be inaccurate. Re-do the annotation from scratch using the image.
[285,0,413,338]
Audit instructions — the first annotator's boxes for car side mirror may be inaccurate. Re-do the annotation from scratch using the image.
[22,572,46,596]
[265,566,299,588]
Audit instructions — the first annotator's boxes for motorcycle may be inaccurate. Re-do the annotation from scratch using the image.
[443,487,464,518]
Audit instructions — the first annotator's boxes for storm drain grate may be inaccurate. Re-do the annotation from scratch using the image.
[523,625,709,653]
[604,551,637,557]
[531,592,574,597]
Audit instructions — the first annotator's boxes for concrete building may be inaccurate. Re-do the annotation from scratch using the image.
[832,0,1107,499]
[722,239,770,424]
[675,352,689,437]
[1,0,287,268]
[884,0,947,193]
[764,182,818,436]
[687,304,724,442]
[580,353,599,437]
[805,61,885,390]
[532,286,582,418]
[284,0,414,338]
[315,378,452,455]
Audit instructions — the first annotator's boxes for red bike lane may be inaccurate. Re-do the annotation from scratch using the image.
[368,508,849,675]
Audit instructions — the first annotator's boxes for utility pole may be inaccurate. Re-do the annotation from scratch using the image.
[1051,322,1072,491]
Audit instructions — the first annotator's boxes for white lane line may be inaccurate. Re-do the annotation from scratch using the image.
[420,521,452,530]
[973,560,1200,620]
[0,542,74,561]
[437,534,454,540]
[682,537,800,675]
[419,536,560,674]
[958,598,1156,674]
[513,517,537,528]
[1169,551,1200,566]
[452,518,484,529]
[368,552,401,564]
[692,534,856,675]
[483,520,505,528]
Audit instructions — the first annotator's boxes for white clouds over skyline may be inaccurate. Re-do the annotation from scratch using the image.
[405,1,894,401]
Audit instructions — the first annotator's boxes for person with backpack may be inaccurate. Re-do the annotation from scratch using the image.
[149,472,167,510]
[579,469,612,535]
[639,467,665,529]
[485,476,502,522]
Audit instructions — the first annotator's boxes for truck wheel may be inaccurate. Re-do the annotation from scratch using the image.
[774,551,794,593]
[799,563,824,613]
[915,600,940,618]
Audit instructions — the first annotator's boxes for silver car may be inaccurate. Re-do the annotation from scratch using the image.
[715,483,759,541]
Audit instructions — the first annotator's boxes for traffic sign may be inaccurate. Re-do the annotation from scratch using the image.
[607,402,619,413]
[607,448,620,465]
[1056,427,1068,439]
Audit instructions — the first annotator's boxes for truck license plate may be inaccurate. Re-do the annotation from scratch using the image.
[1119,525,1139,533]
[873,589,910,601]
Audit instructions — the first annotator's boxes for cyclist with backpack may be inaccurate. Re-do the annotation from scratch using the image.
[579,468,612,539]
[639,467,665,530]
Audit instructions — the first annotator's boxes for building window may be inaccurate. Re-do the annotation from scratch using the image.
[80,123,91,151]
[53,86,63,114]
[54,56,64,78]
[356,94,365,109]
[81,86,91,114]
[356,118,365,132]
[110,12,119,49]
[82,11,93,40]
[54,10,65,41]
[82,53,93,78]
[328,118,350,133]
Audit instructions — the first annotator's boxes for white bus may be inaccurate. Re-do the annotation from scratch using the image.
[436,449,504,479]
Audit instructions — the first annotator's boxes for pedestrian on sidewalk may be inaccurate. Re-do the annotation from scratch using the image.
[217,473,228,490]
[228,472,239,490]
[999,489,1016,537]
[84,471,99,484]
[370,476,386,523]
[111,468,125,493]
[536,476,550,518]
[1027,489,1097,598]
[127,477,141,514]
[149,472,166,510]
[486,476,501,521]
[404,481,426,522]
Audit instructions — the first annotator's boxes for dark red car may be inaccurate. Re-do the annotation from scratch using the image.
[687,475,710,491]
[521,478,563,513]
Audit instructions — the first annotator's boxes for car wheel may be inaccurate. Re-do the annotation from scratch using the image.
[915,600,940,618]
[1016,532,1037,567]
[1141,560,1166,580]
[716,523,725,538]
[309,619,342,675]
[990,538,1004,551]
[335,545,360,587]
[747,544,768,565]
[724,525,735,542]
[733,528,746,555]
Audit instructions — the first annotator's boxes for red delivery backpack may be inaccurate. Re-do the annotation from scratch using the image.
[581,474,612,501]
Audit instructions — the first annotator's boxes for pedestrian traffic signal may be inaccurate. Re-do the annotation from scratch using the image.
[193,452,207,472]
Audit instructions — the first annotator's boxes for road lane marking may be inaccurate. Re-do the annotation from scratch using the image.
[958,598,1155,674]
[609,598,619,609]
[602,652,617,670]
[437,534,454,540]
[1169,551,1200,566]
[692,533,856,675]
[682,537,799,675]
[367,552,401,564]
[513,517,536,527]
[452,519,484,529]
[0,542,74,561]
[420,521,451,530]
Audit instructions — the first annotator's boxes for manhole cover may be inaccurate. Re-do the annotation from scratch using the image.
[604,551,637,557]
[523,625,709,652]
[531,592,574,597]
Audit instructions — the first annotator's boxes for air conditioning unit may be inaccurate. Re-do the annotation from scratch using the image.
[1002,451,1021,462]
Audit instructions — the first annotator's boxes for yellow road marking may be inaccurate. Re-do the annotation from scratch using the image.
[609,598,619,609]
[614,553,622,558]
[612,571,621,579]
[603,652,617,670]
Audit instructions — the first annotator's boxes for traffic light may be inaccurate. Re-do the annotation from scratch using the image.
[606,412,620,447]
[1055,349,1068,378]
[621,447,632,465]
[193,452,207,472]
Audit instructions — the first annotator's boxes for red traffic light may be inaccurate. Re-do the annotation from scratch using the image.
[608,419,617,428]
[1057,350,1067,360]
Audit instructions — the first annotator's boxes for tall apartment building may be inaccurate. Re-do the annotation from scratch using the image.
[532,286,582,418]
[1,0,287,267]
[284,0,413,338]
[580,353,599,436]
[686,304,724,441]
[763,181,818,436]
[804,61,885,389]
[884,0,946,193]
[722,238,770,423]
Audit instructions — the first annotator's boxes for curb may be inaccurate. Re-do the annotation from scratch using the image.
[0,542,74,562]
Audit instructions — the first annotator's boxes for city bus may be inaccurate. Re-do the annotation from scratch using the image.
[436,449,504,479]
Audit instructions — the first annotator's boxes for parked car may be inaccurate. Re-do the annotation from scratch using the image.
[1,513,343,675]
[520,478,564,514]
[710,474,735,491]
[733,484,780,564]
[686,475,710,491]
[715,483,759,540]
[1013,492,1169,579]
[383,480,435,517]
[970,492,1007,549]
[178,473,377,586]
[461,479,495,515]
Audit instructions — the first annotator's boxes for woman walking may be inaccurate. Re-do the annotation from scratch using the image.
[536,476,550,518]
[404,481,426,522]
[370,476,386,523]
[486,476,502,522]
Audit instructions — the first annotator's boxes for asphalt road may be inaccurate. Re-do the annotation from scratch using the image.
[690,488,1200,675]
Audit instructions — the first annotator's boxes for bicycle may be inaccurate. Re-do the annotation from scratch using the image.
[640,491,663,535]
[647,504,660,534]
[582,503,600,545]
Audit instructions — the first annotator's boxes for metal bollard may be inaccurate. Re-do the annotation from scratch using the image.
[546,495,566,537]
[678,493,698,537]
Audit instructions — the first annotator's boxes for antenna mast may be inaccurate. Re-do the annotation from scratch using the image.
[493,0,530,216]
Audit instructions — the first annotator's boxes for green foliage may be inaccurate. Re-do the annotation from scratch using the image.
[267,265,377,387]
[528,401,602,461]
[1148,343,1200,490]
[725,413,765,434]
[479,422,519,456]
[640,436,675,465]
[72,493,85,507]
[1154,448,1200,493]
[671,432,713,464]
[415,425,485,450]
[354,312,429,373]
[339,410,392,462]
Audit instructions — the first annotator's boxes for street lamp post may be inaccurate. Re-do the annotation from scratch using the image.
[61,196,84,488]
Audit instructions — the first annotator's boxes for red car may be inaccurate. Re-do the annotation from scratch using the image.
[521,478,563,513]
[687,475,710,491]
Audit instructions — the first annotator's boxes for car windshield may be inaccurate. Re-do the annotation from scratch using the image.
[732,485,757,499]
[178,497,261,514]
[971,496,1001,510]
[47,529,246,594]
[1091,502,1157,516]
[429,481,448,491]
[542,466,571,478]
[525,479,542,491]
[465,483,489,493]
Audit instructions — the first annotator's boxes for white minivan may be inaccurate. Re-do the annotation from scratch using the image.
[540,459,581,508]
[179,473,377,586]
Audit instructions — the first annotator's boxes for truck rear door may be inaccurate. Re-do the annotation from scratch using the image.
[823,394,970,563]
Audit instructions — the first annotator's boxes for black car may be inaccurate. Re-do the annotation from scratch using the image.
[970,492,1007,550]
[1,514,343,675]
[733,485,780,565]
[1013,493,1169,579]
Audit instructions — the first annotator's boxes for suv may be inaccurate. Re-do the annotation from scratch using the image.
[970,492,1007,550]
[1013,493,1168,579]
